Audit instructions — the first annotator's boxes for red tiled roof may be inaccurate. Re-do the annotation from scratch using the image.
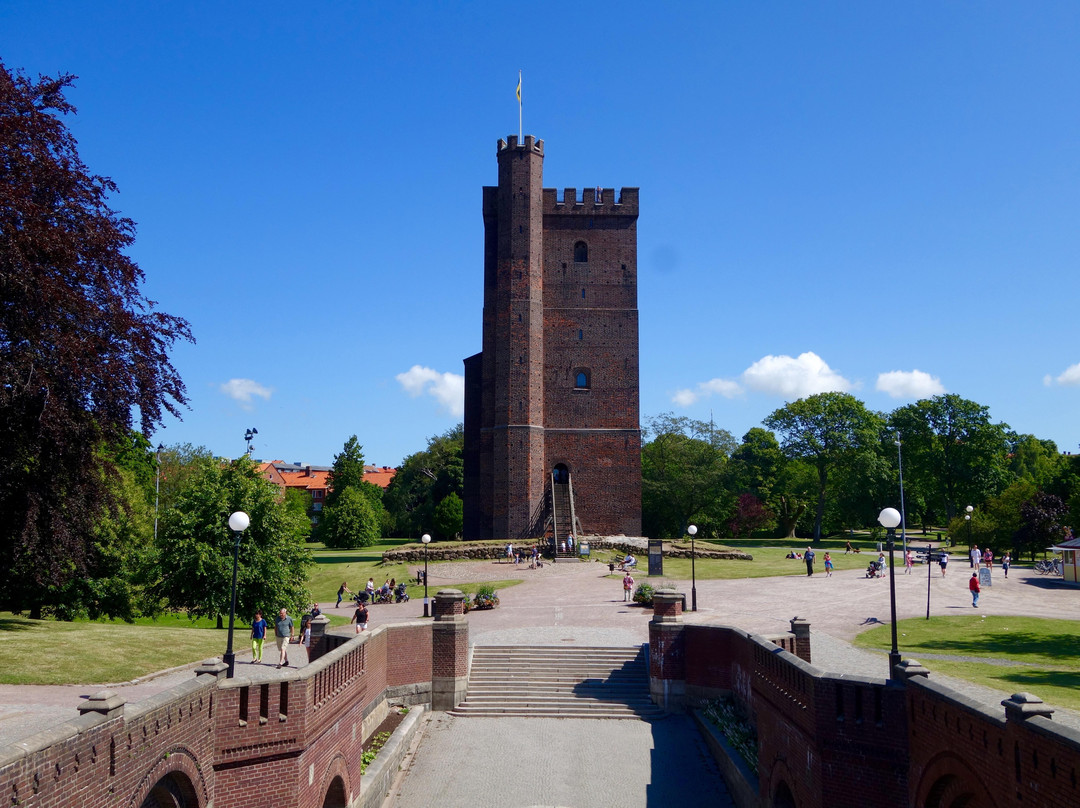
[363,465,397,489]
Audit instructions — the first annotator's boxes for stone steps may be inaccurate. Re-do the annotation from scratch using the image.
[451,645,662,720]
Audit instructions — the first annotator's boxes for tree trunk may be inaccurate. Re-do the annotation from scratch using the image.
[216,614,224,630]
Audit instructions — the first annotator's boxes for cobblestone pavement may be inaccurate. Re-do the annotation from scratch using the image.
[386,713,734,808]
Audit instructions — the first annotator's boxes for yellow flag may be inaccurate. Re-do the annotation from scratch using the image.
[516,74,521,104]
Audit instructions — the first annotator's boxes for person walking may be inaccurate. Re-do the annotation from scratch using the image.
[823,552,833,577]
[939,551,949,577]
[1002,552,1011,579]
[904,549,913,574]
[351,601,369,633]
[983,548,993,570]
[970,545,980,569]
[275,608,294,668]
[622,571,635,602]
[336,582,352,608]
[969,572,981,607]
[804,547,816,576]
[250,610,267,664]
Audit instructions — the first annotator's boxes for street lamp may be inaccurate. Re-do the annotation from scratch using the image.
[422,534,431,617]
[895,433,908,557]
[154,444,164,543]
[223,510,250,678]
[965,505,974,557]
[878,507,902,677]
[687,524,698,612]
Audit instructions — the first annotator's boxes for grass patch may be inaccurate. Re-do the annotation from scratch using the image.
[0,613,226,685]
[854,615,1080,712]
[619,545,876,580]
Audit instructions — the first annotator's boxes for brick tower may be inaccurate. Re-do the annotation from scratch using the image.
[463,135,641,541]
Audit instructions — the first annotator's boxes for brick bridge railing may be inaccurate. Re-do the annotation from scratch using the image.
[648,587,1080,808]
[4,587,1079,807]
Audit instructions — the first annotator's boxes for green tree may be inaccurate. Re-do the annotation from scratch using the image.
[319,486,382,549]
[0,63,192,617]
[432,492,464,540]
[1015,491,1068,561]
[641,414,736,538]
[319,435,387,547]
[151,456,312,623]
[764,393,884,542]
[889,395,1010,523]
[383,425,464,538]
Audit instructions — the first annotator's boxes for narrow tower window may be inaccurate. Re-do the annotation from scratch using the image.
[574,369,591,389]
[574,241,588,263]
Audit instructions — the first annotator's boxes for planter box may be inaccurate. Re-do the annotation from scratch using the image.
[693,708,761,808]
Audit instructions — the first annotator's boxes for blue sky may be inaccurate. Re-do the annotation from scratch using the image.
[4,2,1079,466]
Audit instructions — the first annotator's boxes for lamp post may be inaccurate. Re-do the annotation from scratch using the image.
[223,510,250,678]
[422,534,431,617]
[895,433,908,557]
[965,505,974,557]
[878,507,902,677]
[154,443,163,543]
[688,524,698,612]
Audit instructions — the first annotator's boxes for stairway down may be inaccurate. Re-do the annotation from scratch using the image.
[451,645,663,719]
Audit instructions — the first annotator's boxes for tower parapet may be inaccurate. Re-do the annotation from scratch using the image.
[543,187,639,214]
[498,134,544,154]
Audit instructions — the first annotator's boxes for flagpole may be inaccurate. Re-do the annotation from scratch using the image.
[518,69,522,141]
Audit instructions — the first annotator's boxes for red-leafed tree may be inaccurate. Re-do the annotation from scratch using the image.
[0,62,192,617]
[728,493,773,538]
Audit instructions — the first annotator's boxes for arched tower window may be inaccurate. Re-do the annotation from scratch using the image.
[574,241,588,263]
[574,369,591,389]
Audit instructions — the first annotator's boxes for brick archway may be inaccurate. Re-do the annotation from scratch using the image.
[915,753,1001,808]
[317,753,352,808]
[128,747,209,808]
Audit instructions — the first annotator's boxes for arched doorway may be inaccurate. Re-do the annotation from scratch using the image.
[552,463,569,484]
[322,775,347,808]
[140,772,198,808]
[773,779,797,808]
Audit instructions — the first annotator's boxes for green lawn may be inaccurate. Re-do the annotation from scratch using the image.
[854,615,1080,712]
[0,614,227,685]
[615,543,877,580]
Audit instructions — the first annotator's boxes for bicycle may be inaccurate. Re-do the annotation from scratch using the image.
[1034,558,1062,575]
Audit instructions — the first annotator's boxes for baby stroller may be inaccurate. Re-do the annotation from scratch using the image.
[394,582,410,603]
[865,559,885,578]
[374,586,394,604]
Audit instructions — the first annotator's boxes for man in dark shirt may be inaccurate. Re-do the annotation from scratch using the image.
[351,603,369,633]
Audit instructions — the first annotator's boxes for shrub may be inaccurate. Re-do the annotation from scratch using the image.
[632,582,655,606]
[703,697,758,775]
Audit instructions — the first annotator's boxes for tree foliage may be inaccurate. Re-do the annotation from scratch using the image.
[1014,491,1068,561]
[319,435,386,548]
[0,63,192,616]
[889,395,1010,523]
[151,456,312,621]
[641,414,736,538]
[383,425,463,538]
[432,491,464,540]
[764,393,883,541]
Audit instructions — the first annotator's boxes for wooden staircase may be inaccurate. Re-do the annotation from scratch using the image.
[450,646,663,719]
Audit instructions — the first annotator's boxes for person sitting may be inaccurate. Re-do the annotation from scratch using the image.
[620,554,637,570]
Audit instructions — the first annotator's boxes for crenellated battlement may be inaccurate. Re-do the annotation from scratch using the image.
[498,134,544,155]
[542,186,639,214]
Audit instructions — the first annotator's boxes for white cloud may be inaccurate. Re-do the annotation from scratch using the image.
[671,378,742,407]
[741,352,852,398]
[1044,363,1080,387]
[396,365,465,416]
[875,369,946,399]
[219,378,272,410]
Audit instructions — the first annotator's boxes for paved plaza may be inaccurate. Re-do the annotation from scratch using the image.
[1,552,1077,807]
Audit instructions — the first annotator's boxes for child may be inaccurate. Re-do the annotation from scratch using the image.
[823,552,833,577]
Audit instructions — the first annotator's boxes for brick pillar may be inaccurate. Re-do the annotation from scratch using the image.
[432,589,469,710]
[306,615,331,661]
[789,617,812,663]
[649,589,686,713]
